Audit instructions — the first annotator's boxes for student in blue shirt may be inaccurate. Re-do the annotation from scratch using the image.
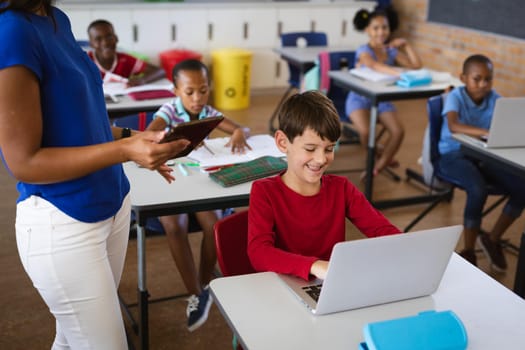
[346,8,421,180]
[147,59,251,331]
[439,54,525,271]
[0,1,189,348]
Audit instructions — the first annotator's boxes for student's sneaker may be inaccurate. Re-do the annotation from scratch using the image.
[186,286,213,332]
[459,249,477,266]
[478,233,507,273]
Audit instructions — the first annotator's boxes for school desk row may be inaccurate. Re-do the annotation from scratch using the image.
[121,132,525,349]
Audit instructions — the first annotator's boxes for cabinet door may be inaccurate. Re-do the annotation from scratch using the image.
[250,49,280,89]
[168,8,209,52]
[240,8,278,49]
[309,7,342,47]
[207,8,244,49]
[131,9,172,64]
[339,5,373,50]
[59,7,92,42]
[276,8,312,37]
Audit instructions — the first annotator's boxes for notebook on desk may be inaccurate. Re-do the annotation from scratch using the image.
[278,225,462,315]
[484,97,525,148]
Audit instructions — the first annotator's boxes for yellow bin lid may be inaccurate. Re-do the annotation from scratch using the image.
[212,48,253,58]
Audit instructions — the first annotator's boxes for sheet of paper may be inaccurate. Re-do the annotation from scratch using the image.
[103,80,174,97]
[187,134,284,167]
[349,67,398,83]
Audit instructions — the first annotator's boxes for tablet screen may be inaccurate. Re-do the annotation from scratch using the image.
[160,116,224,158]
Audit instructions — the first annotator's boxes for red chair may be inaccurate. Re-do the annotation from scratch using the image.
[214,210,255,277]
[214,210,254,350]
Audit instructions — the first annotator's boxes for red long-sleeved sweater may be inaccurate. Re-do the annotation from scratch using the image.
[247,174,401,280]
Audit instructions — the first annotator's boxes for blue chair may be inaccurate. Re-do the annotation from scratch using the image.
[281,32,328,91]
[269,31,328,133]
[404,93,507,231]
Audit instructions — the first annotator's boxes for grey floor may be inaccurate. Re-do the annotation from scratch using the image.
[1,93,523,349]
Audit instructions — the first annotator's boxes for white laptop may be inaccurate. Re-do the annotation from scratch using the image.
[484,97,525,148]
[278,225,462,315]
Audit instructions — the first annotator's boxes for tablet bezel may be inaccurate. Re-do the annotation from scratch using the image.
[160,116,224,158]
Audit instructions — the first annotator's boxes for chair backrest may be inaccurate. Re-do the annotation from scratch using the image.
[214,210,255,277]
[427,94,447,171]
[320,50,356,120]
[280,32,328,88]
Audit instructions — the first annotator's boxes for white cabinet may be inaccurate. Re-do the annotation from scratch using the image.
[166,8,209,52]
[58,2,369,90]
[240,8,278,48]
[130,9,172,64]
[64,8,92,42]
[338,5,374,49]
[250,49,282,89]
[276,8,312,35]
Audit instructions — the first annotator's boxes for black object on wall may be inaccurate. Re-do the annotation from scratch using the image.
[428,0,525,39]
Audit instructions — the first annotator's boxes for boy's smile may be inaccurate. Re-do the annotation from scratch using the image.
[277,128,336,195]
[88,24,118,67]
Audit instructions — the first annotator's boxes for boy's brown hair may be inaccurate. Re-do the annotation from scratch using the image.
[278,90,341,142]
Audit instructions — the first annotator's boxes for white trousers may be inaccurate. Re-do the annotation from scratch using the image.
[16,195,131,350]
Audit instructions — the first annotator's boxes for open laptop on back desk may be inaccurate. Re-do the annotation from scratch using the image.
[464,97,525,149]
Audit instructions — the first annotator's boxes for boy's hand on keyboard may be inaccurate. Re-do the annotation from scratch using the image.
[310,260,328,280]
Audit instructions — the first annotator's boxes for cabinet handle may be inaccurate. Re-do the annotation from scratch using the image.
[277,21,282,38]
[133,24,138,43]
[276,61,281,79]
[310,20,316,32]
[243,22,249,40]
[342,20,347,37]
[171,24,176,42]
[208,23,213,41]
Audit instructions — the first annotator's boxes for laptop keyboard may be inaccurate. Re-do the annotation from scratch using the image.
[302,283,323,302]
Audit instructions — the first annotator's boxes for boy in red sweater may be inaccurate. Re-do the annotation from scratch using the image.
[87,19,165,86]
[247,91,401,281]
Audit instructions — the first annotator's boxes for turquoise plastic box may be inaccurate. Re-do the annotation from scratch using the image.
[359,310,468,350]
[396,69,433,88]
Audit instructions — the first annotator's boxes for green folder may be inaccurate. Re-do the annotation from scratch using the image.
[209,156,287,187]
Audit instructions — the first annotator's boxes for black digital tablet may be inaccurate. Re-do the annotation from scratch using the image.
[160,116,224,158]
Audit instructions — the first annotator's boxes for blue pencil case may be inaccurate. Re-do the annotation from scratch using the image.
[396,69,433,88]
[359,310,468,350]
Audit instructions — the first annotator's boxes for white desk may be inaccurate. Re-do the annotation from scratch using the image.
[329,70,460,208]
[273,46,346,73]
[210,254,525,350]
[105,78,174,120]
[270,46,348,132]
[453,133,525,298]
[123,162,252,350]
[106,95,173,120]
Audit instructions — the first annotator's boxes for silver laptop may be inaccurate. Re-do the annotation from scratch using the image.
[278,225,462,315]
[485,97,525,148]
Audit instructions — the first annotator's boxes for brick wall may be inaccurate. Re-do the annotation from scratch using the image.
[392,0,525,96]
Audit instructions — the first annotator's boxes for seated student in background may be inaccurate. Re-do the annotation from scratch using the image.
[247,91,401,281]
[346,8,422,179]
[87,19,165,86]
[439,54,525,271]
[146,59,251,331]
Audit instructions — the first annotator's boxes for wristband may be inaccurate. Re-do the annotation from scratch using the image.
[121,127,132,139]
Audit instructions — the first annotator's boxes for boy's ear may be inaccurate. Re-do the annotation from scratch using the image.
[274,130,289,153]
[459,72,466,84]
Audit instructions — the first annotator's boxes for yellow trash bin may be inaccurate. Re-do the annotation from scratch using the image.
[211,49,253,110]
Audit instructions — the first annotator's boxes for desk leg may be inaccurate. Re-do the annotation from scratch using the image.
[365,105,378,200]
[513,232,525,298]
[137,224,149,350]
